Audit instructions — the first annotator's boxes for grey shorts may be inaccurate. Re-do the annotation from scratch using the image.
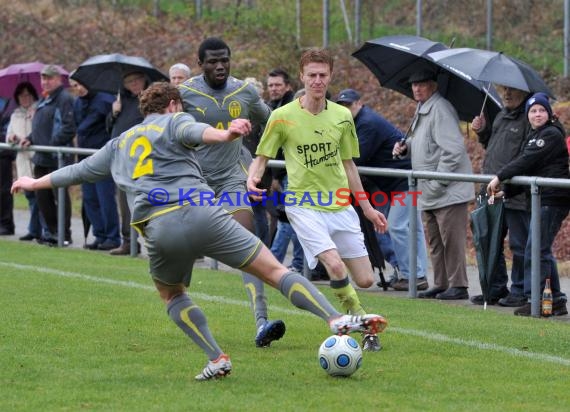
[144,204,262,286]
[210,181,254,215]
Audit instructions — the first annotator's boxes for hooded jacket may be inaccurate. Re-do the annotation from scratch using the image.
[498,121,570,206]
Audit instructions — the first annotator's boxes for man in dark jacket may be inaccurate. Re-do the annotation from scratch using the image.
[0,100,16,235]
[470,85,531,307]
[22,65,76,245]
[71,78,120,251]
[336,88,429,291]
[105,71,148,255]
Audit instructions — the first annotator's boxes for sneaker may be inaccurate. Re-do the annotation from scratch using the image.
[498,294,527,307]
[553,300,568,316]
[195,354,232,381]
[287,265,302,273]
[514,303,531,316]
[470,294,501,305]
[329,314,387,335]
[392,278,429,291]
[255,320,286,348]
[514,300,568,317]
[362,334,382,352]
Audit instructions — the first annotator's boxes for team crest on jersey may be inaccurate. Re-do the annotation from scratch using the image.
[228,101,241,118]
[536,139,545,147]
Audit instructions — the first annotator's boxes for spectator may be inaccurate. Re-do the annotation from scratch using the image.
[106,71,148,255]
[247,48,388,352]
[265,70,305,274]
[6,82,46,241]
[69,78,120,251]
[242,76,271,245]
[393,69,474,300]
[0,98,15,236]
[179,37,285,348]
[470,85,532,307]
[20,65,76,245]
[488,93,570,316]
[169,63,191,86]
[336,88,429,291]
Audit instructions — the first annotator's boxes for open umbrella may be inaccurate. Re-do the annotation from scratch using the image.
[71,53,168,94]
[470,197,505,306]
[0,61,69,106]
[352,35,502,123]
[428,48,554,98]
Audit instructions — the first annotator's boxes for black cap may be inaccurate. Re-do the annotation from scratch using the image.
[335,89,361,104]
[408,69,437,84]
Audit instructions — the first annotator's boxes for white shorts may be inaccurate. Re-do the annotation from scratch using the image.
[285,205,367,269]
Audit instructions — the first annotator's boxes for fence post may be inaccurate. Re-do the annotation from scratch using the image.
[57,151,66,247]
[407,176,419,297]
[530,181,541,317]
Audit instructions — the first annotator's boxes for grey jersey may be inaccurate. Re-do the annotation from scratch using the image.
[179,75,271,191]
[50,112,211,229]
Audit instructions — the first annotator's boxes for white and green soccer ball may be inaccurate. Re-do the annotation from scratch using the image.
[318,334,363,377]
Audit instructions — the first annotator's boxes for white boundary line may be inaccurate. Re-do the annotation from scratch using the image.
[2,261,570,367]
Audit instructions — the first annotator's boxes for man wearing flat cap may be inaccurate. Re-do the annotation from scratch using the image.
[21,64,76,245]
[392,68,474,300]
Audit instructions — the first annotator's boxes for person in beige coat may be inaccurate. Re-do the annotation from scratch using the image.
[6,82,45,241]
[393,69,474,300]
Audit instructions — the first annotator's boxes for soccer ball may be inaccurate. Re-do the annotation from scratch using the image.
[318,334,363,377]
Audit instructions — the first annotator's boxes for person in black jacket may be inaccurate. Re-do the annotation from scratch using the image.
[488,92,570,316]
[471,85,531,307]
[105,71,148,255]
[21,65,76,245]
[70,78,120,251]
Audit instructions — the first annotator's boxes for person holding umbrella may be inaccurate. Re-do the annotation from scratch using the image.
[6,82,46,241]
[469,85,532,307]
[487,93,570,316]
[393,69,474,300]
[105,71,149,255]
[69,77,120,251]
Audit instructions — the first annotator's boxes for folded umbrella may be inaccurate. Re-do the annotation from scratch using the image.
[353,35,502,123]
[71,53,168,94]
[470,198,505,306]
[428,48,554,98]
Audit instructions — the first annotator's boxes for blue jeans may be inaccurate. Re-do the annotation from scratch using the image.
[270,220,304,270]
[252,202,270,246]
[24,190,47,238]
[376,195,428,279]
[82,177,120,245]
[499,208,530,296]
[523,205,569,300]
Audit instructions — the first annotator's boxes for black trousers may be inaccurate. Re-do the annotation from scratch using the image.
[0,157,14,231]
[33,165,71,240]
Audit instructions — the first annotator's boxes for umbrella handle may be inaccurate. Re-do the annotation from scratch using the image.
[479,81,491,116]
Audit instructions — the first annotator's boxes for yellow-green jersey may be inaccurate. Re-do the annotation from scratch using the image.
[256,99,359,211]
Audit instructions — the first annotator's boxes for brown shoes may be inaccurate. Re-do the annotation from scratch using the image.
[109,242,140,256]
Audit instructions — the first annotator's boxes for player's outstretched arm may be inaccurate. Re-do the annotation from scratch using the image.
[201,118,252,144]
[11,174,53,194]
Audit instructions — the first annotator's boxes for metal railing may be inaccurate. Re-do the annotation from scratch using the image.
[2,142,570,317]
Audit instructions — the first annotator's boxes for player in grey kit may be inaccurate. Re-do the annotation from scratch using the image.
[178,37,285,348]
[11,82,387,381]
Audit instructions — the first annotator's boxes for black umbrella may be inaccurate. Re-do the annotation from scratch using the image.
[71,53,168,94]
[428,48,554,98]
[470,198,505,306]
[352,35,502,122]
